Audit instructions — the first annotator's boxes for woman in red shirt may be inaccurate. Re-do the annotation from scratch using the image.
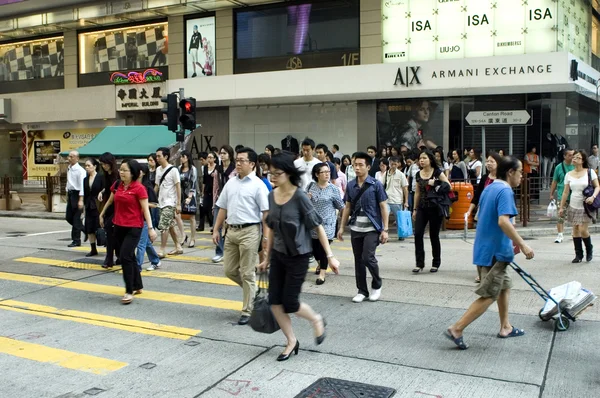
[100,160,157,304]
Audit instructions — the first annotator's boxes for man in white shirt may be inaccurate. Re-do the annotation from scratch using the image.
[154,147,183,262]
[332,144,343,160]
[589,145,599,174]
[385,156,409,239]
[294,138,320,191]
[213,148,269,325]
[65,151,86,247]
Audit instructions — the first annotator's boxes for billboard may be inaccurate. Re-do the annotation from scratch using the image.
[382,0,589,63]
[185,16,216,78]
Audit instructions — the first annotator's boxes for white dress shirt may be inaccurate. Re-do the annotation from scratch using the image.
[66,163,86,197]
[215,172,269,225]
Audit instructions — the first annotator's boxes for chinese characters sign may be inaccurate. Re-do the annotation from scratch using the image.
[110,68,163,84]
[115,82,165,111]
[382,0,589,63]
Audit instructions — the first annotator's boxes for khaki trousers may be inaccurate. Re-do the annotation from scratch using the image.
[223,225,260,316]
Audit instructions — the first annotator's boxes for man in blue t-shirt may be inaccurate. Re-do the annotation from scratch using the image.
[444,157,534,350]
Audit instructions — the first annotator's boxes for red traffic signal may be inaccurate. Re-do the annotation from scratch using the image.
[179,97,196,131]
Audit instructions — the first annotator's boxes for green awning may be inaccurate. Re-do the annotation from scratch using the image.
[60,125,189,158]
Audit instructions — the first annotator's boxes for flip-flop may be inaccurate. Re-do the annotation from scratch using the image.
[443,329,469,350]
[497,327,525,338]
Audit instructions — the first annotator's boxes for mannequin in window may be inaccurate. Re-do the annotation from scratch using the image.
[281,135,299,155]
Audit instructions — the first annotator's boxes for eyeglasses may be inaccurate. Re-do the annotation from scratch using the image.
[235,158,250,163]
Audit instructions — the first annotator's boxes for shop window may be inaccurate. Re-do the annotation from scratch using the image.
[79,22,168,74]
[0,36,64,82]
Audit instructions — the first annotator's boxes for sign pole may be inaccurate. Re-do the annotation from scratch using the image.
[481,126,486,159]
[509,125,513,155]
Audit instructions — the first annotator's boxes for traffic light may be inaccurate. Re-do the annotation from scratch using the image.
[161,94,178,132]
[179,97,196,131]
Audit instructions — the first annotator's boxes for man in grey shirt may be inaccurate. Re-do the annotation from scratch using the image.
[213,147,269,325]
[589,145,599,175]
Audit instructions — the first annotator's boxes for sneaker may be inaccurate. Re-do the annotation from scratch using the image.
[352,293,366,303]
[212,255,223,263]
[146,261,161,271]
[121,294,133,304]
[309,256,315,263]
[555,235,563,243]
[369,288,382,302]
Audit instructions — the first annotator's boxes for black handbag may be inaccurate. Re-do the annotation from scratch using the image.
[249,272,280,334]
[95,227,107,247]
[182,195,197,214]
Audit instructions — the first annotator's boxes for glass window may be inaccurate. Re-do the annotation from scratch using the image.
[235,0,359,60]
[0,36,64,82]
[79,22,168,74]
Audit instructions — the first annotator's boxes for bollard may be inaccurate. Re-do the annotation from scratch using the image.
[45,173,53,212]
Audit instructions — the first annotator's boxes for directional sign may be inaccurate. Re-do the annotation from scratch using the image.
[465,110,531,126]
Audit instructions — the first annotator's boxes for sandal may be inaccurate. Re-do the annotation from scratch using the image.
[157,252,166,259]
[443,329,468,350]
[188,239,195,248]
[180,235,189,245]
[475,276,481,283]
[168,248,184,255]
[497,327,525,338]
[412,267,423,273]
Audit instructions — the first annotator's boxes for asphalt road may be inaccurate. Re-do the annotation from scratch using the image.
[0,217,598,398]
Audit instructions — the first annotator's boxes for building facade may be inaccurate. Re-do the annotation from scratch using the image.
[0,0,599,183]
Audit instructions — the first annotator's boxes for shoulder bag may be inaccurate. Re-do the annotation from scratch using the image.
[583,169,600,220]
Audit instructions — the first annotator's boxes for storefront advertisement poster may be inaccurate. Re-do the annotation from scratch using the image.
[382,0,569,62]
[24,128,101,178]
[377,99,443,153]
[185,16,216,78]
[115,82,165,110]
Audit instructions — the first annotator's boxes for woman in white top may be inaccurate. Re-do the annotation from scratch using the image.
[559,150,600,263]
[375,158,389,185]
[467,148,482,185]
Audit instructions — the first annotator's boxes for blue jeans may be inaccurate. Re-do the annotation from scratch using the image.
[388,203,404,218]
[214,206,224,256]
[137,222,160,271]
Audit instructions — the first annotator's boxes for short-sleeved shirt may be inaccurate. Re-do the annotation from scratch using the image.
[344,176,388,232]
[308,182,345,239]
[384,169,408,205]
[588,155,599,173]
[215,172,269,225]
[156,165,181,208]
[294,157,321,191]
[112,181,148,228]
[267,188,323,256]
[473,180,518,267]
[553,162,575,200]
[565,169,598,210]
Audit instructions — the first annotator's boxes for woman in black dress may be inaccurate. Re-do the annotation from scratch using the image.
[99,152,119,268]
[258,153,340,361]
[83,158,103,257]
[178,150,199,247]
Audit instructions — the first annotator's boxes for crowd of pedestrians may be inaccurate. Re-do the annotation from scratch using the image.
[64,137,600,355]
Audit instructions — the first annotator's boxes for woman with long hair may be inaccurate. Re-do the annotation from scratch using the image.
[202,151,218,229]
[449,149,467,182]
[98,152,120,268]
[434,147,450,177]
[147,153,158,187]
[341,154,356,182]
[559,150,600,263]
[258,153,339,361]
[412,150,450,273]
[178,150,198,248]
[211,145,236,263]
[307,163,345,285]
[83,158,103,257]
[264,145,275,157]
[467,148,483,185]
[100,160,156,304]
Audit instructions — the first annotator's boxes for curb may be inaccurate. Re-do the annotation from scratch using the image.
[0,211,65,220]
[440,224,600,239]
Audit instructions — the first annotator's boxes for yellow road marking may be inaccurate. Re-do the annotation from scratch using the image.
[0,336,127,375]
[0,299,200,340]
[0,271,242,311]
[16,257,267,288]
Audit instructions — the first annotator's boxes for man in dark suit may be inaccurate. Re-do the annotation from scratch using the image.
[367,146,380,178]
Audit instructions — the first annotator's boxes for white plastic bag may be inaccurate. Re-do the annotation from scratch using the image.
[547,200,558,219]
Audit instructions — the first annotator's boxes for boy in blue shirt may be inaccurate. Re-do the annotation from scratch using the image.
[445,157,534,350]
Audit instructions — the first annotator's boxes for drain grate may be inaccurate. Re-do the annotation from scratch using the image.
[295,378,396,398]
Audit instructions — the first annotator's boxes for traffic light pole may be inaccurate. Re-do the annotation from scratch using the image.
[175,87,185,143]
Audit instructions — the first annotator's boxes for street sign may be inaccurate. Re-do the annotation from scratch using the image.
[465,110,531,126]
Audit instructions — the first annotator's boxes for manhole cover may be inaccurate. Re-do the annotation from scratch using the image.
[295,378,396,398]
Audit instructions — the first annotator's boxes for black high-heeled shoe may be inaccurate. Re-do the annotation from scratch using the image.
[315,317,327,345]
[277,340,299,361]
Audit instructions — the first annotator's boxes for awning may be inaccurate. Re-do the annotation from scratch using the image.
[61,125,189,157]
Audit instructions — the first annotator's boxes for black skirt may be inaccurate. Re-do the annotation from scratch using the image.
[85,210,100,235]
